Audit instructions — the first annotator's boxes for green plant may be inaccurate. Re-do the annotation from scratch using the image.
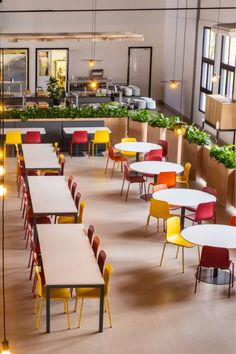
[209,144,236,169]
[166,115,181,130]
[129,109,153,123]
[185,125,211,146]
[148,112,169,128]
[46,76,64,100]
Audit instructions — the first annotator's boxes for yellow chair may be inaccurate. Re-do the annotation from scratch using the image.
[145,198,177,236]
[121,137,137,158]
[74,263,113,328]
[43,153,65,175]
[33,266,71,330]
[58,200,86,224]
[160,216,198,273]
[90,130,110,158]
[4,130,22,156]
[53,141,59,152]
[176,162,191,188]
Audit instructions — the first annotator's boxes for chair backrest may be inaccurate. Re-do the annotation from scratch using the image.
[72,131,89,144]
[58,153,65,165]
[104,263,113,296]
[87,225,94,244]
[97,250,107,275]
[60,159,66,176]
[5,131,22,145]
[157,171,176,188]
[71,182,77,200]
[108,145,116,160]
[77,200,86,224]
[94,130,110,143]
[92,236,100,258]
[157,140,168,157]
[195,202,214,221]
[153,183,168,193]
[121,137,137,143]
[201,186,217,197]
[75,192,81,210]
[25,131,41,144]
[229,216,236,226]
[150,198,171,219]
[144,149,163,160]
[166,216,181,239]
[35,266,43,297]
[182,162,191,181]
[53,142,59,152]
[200,246,230,269]
[67,175,73,190]
[123,163,130,180]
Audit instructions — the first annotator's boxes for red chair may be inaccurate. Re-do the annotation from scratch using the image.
[144,149,163,161]
[69,131,89,158]
[92,236,100,258]
[195,246,234,297]
[71,182,77,200]
[184,202,215,224]
[230,216,236,226]
[97,250,106,275]
[105,145,127,177]
[87,225,94,244]
[121,163,147,202]
[185,186,217,221]
[157,140,168,160]
[74,192,81,210]
[67,176,73,190]
[157,171,176,188]
[25,131,41,144]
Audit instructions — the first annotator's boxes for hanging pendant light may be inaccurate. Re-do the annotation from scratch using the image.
[212,0,221,83]
[81,0,102,67]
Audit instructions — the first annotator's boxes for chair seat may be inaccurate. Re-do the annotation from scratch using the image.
[42,286,71,299]
[176,176,186,183]
[184,213,212,222]
[75,287,101,298]
[185,206,197,212]
[114,155,127,162]
[58,216,76,224]
[121,150,136,158]
[167,234,195,248]
[128,175,146,183]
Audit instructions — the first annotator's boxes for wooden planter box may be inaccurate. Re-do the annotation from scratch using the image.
[128,120,148,142]
[206,157,235,208]
[147,126,167,143]
[181,140,207,180]
[165,130,179,163]
[197,145,210,181]
[103,117,128,145]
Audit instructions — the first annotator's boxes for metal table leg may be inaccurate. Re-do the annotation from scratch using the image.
[99,285,104,332]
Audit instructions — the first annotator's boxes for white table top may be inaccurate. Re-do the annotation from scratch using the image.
[130,161,183,175]
[37,224,104,286]
[153,188,216,207]
[114,142,162,153]
[22,144,60,170]
[28,176,77,216]
[4,127,46,134]
[182,224,236,248]
[63,127,111,134]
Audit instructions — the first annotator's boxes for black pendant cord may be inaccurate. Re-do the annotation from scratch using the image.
[173,0,179,81]
[179,0,188,117]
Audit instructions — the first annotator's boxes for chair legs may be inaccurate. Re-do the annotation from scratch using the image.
[145,215,151,237]
[35,299,70,330]
[125,182,131,202]
[182,247,185,273]
[160,242,167,266]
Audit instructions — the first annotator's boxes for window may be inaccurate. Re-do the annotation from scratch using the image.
[219,36,236,99]
[0,48,29,96]
[199,27,216,113]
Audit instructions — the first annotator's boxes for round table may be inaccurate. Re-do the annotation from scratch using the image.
[182,224,236,285]
[114,142,162,161]
[153,188,216,227]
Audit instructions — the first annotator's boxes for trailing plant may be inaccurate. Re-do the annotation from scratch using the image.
[185,125,211,146]
[129,109,153,123]
[209,144,236,169]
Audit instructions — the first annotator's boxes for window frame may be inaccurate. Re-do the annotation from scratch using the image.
[199,27,216,113]
[218,36,235,99]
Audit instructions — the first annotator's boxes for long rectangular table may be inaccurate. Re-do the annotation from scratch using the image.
[22,144,61,174]
[37,224,105,333]
[63,127,111,135]
[27,176,77,229]
[4,127,46,134]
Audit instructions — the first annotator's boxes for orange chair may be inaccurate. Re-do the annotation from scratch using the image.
[92,236,100,258]
[157,171,176,188]
[230,216,236,226]
[67,175,73,190]
[105,145,127,177]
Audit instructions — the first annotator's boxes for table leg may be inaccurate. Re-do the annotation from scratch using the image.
[99,285,104,332]
[136,152,140,162]
[180,207,185,229]
[46,286,50,333]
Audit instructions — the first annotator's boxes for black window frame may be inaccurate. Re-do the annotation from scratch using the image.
[199,27,216,113]
[218,36,235,99]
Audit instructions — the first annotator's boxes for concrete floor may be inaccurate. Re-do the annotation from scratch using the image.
[1,155,235,354]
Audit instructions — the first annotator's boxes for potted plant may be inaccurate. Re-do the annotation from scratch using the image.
[46,76,64,106]
[128,110,152,141]
[147,112,169,143]
[207,145,236,208]
[181,125,211,180]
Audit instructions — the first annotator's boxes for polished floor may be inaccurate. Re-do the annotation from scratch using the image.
[1,155,236,354]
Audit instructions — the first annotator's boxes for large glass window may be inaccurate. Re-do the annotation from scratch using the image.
[0,48,28,96]
[199,27,216,113]
[36,49,68,92]
[219,36,236,99]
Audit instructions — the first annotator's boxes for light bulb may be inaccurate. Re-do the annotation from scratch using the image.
[0,166,5,176]
[90,80,97,89]
[0,184,7,196]
[212,74,218,83]
[169,80,179,89]
[1,340,11,354]
[88,60,96,67]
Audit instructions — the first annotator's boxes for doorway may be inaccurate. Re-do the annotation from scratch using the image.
[127,47,152,97]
